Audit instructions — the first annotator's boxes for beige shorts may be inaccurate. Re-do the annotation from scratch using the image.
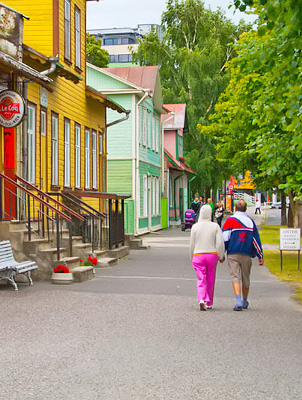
[227,254,252,287]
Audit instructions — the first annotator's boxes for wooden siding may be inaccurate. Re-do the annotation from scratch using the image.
[107,160,132,194]
[87,66,131,90]
[5,0,54,56]
[139,161,161,218]
[106,95,133,159]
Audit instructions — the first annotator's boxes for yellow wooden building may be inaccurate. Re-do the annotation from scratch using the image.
[4,0,124,207]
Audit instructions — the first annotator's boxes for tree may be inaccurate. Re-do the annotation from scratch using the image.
[86,34,109,68]
[132,0,250,197]
[202,0,302,226]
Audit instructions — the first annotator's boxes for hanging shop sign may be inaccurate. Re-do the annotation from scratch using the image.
[0,90,25,128]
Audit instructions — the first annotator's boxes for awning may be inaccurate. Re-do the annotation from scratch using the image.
[165,149,195,174]
[0,50,52,87]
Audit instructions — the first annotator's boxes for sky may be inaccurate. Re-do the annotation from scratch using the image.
[87,0,256,30]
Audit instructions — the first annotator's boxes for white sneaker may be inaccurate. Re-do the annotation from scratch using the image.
[199,301,206,311]
[206,305,213,310]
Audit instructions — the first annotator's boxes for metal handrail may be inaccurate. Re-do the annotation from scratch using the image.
[15,174,84,222]
[48,192,105,219]
[0,172,72,222]
[62,192,106,218]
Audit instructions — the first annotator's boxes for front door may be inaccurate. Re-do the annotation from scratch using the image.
[3,127,16,219]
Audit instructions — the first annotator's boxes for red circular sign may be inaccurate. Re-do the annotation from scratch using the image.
[0,90,25,128]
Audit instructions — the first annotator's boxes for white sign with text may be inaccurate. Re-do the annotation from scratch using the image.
[280,228,301,251]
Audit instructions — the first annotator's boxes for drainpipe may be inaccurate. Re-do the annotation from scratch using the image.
[106,110,130,128]
[134,91,149,236]
[41,57,58,75]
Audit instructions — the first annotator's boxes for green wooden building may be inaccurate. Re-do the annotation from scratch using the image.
[87,64,167,234]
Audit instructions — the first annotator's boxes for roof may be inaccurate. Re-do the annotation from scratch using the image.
[102,66,159,96]
[162,104,187,130]
[0,50,52,86]
[165,148,195,174]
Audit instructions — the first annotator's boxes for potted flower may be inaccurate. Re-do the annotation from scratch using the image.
[80,255,98,267]
[51,264,74,285]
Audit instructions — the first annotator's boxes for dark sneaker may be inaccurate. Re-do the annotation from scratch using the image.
[233,305,242,311]
[242,301,249,309]
[199,302,206,311]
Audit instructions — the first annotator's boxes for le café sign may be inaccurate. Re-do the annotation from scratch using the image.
[0,90,25,128]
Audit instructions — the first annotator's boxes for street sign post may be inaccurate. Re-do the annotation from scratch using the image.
[279,228,301,271]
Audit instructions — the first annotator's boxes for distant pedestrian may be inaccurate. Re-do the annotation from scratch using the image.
[222,200,264,311]
[255,198,261,214]
[190,196,200,221]
[215,201,224,227]
[199,196,204,207]
[207,198,214,221]
[190,205,225,311]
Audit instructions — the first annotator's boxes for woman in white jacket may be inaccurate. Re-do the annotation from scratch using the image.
[190,204,225,311]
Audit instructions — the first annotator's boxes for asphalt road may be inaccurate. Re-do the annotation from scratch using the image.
[1,226,302,399]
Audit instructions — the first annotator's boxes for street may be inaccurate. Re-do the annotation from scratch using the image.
[1,225,302,399]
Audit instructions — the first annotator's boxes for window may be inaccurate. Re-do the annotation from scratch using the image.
[118,54,132,63]
[41,110,46,137]
[143,175,148,217]
[178,134,183,159]
[121,38,129,44]
[92,131,97,189]
[99,133,103,155]
[152,177,156,215]
[103,38,118,45]
[143,108,147,146]
[147,110,151,148]
[51,113,59,186]
[156,117,159,153]
[64,0,71,61]
[75,124,81,188]
[85,129,90,188]
[64,119,71,187]
[152,115,155,151]
[27,105,36,184]
[75,7,81,69]
[109,55,116,63]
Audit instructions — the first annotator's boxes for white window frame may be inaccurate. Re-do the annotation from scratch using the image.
[143,108,147,146]
[92,131,97,189]
[156,117,159,153]
[64,0,71,61]
[27,105,36,184]
[147,110,151,148]
[75,7,81,69]
[51,113,59,186]
[99,133,103,155]
[152,176,156,215]
[143,175,148,217]
[152,114,155,151]
[75,124,81,188]
[64,119,71,187]
[85,129,90,189]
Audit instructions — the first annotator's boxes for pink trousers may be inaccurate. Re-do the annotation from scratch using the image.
[192,254,219,306]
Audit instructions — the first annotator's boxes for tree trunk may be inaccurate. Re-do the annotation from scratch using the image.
[281,192,287,226]
[288,192,299,228]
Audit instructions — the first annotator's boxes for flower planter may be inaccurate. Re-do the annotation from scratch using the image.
[51,272,74,285]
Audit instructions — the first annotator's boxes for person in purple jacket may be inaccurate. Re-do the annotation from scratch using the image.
[222,200,264,311]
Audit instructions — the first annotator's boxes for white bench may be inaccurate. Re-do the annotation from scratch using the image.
[0,240,38,291]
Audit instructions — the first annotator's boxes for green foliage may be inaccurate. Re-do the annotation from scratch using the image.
[133,0,250,196]
[86,34,109,68]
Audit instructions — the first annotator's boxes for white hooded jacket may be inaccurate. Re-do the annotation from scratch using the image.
[190,205,225,260]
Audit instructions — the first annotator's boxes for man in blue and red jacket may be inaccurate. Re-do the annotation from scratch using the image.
[222,200,264,311]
